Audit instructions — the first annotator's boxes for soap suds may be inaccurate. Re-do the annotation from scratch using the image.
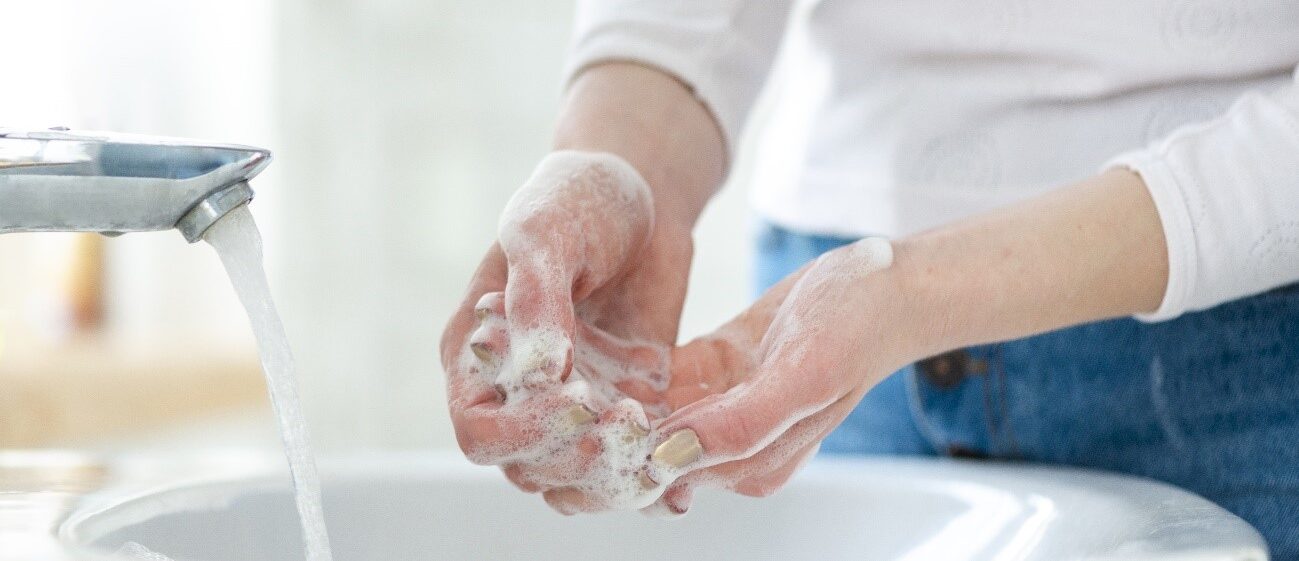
[497,150,653,264]
[459,151,683,510]
[462,314,672,510]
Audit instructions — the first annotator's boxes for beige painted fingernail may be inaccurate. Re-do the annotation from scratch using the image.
[651,429,702,469]
[565,404,597,427]
[475,308,489,323]
[638,469,658,490]
[470,342,493,362]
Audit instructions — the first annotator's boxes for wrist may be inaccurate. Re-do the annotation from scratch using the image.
[863,237,969,369]
[554,62,725,230]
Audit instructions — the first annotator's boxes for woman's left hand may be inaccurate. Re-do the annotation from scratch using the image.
[637,167,1173,515]
[636,237,912,515]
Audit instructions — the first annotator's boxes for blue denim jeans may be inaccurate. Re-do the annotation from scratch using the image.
[753,219,1299,561]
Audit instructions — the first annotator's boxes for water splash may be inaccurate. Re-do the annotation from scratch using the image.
[204,205,333,561]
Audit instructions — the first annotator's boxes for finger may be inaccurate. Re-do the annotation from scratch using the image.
[731,440,820,498]
[501,463,542,493]
[542,487,591,516]
[451,391,598,465]
[443,248,510,440]
[474,291,506,318]
[467,300,510,372]
[494,153,654,390]
[500,252,578,390]
[705,387,862,498]
[575,320,670,402]
[648,378,826,476]
[638,396,847,516]
[440,244,507,370]
[640,475,699,518]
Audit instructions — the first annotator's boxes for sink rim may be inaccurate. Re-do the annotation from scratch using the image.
[58,453,1269,561]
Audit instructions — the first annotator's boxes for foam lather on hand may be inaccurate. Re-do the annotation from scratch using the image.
[497,150,655,284]
[465,303,671,511]
[464,151,676,511]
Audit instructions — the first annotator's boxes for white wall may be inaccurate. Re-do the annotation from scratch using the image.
[0,0,273,351]
[1,0,755,453]
[270,0,753,451]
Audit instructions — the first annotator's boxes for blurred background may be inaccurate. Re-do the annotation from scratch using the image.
[0,0,756,456]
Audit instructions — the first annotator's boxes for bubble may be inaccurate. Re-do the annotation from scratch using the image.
[468,318,678,509]
[478,151,682,510]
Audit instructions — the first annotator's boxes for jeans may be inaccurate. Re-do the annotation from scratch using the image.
[753,219,1299,561]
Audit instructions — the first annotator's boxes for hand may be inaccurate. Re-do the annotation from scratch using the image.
[639,238,904,515]
[640,167,1172,515]
[440,151,696,512]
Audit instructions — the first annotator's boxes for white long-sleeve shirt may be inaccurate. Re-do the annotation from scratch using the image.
[565,1,1299,321]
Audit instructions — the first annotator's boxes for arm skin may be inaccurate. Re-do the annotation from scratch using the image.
[556,64,1171,514]
[562,65,1168,362]
[874,167,1167,371]
[641,167,1169,513]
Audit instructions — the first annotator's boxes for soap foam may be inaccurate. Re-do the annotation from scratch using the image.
[462,318,675,510]
[497,150,653,263]
[473,151,687,510]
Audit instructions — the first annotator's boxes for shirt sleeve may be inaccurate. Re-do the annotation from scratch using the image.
[564,0,795,156]
[1108,66,1299,322]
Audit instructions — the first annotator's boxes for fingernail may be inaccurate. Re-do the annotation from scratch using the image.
[470,341,494,363]
[638,469,658,490]
[651,429,702,469]
[475,308,489,323]
[564,404,597,427]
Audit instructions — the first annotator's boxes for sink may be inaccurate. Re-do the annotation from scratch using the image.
[59,453,1267,561]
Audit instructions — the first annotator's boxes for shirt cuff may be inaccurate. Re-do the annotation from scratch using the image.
[1104,151,1197,322]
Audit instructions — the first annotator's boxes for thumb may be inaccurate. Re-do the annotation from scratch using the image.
[492,151,655,395]
[498,249,578,394]
[643,360,832,490]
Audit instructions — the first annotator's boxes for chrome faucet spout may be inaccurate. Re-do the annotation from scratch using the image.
[0,128,271,242]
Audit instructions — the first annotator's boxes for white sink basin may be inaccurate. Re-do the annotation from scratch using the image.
[62,454,1267,561]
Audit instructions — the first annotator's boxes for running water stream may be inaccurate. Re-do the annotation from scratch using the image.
[203,205,334,561]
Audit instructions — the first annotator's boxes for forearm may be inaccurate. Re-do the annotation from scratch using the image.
[882,168,1168,364]
[554,62,727,232]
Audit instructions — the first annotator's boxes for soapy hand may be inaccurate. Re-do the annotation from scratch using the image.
[636,238,901,515]
[440,151,695,513]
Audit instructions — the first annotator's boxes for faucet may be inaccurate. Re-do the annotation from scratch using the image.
[0,128,271,242]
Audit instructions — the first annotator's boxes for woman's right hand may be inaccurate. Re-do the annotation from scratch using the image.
[439,150,697,512]
[440,62,726,513]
